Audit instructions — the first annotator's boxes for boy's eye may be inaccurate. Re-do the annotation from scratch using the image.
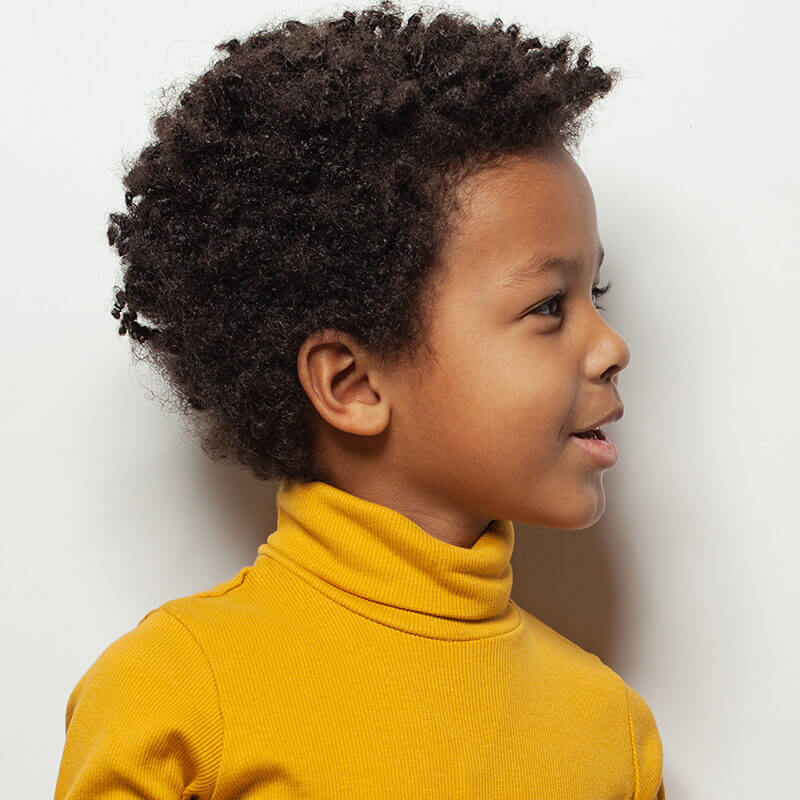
[526,281,613,317]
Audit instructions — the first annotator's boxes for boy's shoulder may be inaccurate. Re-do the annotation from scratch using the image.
[513,602,661,722]
[515,602,620,679]
[141,554,306,642]
[145,560,269,629]
[66,561,270,710]
[514,603,664,796]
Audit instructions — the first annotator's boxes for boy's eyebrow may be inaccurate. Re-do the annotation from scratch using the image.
[501,245,605,290]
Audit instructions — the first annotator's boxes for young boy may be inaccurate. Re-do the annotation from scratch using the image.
[55,2,665,798]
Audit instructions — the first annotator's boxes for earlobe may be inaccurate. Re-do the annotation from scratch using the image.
[296,329,390,437]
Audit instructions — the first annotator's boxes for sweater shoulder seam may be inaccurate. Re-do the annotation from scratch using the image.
[157,605,225,800]
[176,564,254,603]
[622,680,641,800]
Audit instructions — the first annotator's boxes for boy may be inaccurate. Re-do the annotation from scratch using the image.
[55,2,665,798]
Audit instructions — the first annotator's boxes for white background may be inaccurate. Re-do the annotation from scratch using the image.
[2,1,797,797]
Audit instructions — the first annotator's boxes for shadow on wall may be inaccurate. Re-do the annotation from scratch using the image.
[510,507,628,670]
[192,454,281,565]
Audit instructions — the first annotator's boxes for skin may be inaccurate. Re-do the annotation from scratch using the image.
[296,144,630,548]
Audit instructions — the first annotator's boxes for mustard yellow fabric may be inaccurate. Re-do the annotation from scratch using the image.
[55,478,665,799]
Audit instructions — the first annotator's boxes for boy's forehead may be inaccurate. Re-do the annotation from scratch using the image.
[443,151,598,280]
[453,149,591,226]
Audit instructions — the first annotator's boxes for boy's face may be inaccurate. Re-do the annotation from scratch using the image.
[390,145,630,530]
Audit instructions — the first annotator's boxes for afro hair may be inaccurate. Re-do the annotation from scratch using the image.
[107,0,620,483]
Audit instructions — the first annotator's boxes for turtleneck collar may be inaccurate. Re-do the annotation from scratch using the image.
[258,479,520,641]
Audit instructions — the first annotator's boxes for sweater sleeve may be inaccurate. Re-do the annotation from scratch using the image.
[624,682,665,800]
[53,606,224,800]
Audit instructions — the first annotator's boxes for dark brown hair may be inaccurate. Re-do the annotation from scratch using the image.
[107,0,619,483]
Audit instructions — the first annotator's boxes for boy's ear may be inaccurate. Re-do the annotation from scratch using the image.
[296,329,391,437]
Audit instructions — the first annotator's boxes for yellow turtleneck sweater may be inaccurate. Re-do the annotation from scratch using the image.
[54,479,665,799]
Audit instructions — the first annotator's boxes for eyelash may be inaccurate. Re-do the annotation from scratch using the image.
[526,281,613,317]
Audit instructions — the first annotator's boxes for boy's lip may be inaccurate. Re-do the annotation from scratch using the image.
[571,404,624,435]
[570,432,619,467]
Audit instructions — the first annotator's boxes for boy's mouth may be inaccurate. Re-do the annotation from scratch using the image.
[569,426,618,467]
[571,428,606,441]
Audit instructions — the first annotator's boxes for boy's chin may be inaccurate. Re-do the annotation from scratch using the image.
[562,483,607,530]
[518,483,606,531]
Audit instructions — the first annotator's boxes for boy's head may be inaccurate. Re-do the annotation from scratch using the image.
[108,1,626,528]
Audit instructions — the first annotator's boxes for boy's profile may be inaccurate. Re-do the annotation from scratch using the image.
[55,2,665,798]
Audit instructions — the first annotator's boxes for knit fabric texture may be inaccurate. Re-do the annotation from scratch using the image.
[54,478,665,799]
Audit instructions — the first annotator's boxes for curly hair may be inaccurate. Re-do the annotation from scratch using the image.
[107,0,620,484]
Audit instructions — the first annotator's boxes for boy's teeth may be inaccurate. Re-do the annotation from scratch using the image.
[573,428,604,439]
